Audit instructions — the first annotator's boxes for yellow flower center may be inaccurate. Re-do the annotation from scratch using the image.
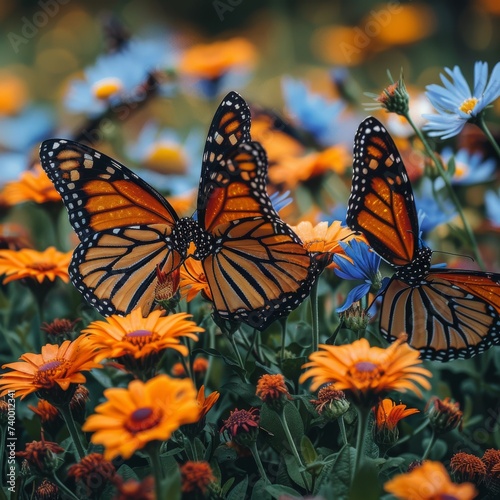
[459,97,478,115]
[124,330,156,349]
[125,406,163,433]
[34,359,70,388]
[145,144,187,174]
[91,77,123,100]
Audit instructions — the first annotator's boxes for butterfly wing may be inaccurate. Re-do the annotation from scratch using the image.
[347,116,418,266]
[380,270,500,361]
[196,93,321,329]
[40,139,187,315]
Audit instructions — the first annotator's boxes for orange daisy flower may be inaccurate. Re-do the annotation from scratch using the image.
[180,258,213,302]
[1,163,60,206]
[300,337,432,407]
[0,246,72,285]
[83,308,203,362]
[0,336,101,402]
[384,460,477,500]
[82,374,199,460]
[113,476,155,500]
[290,220,365,268]
[373,398,419,445]
[197,385,220,421]
[193,357,209,375]
[179,37,256,81]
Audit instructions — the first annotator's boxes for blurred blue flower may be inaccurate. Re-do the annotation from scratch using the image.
[423,61,500,139]
[65,37,171,116]
[414,178,457,234]
[440,147,496,185]
[485,188,500,228]
[270,190,292,213]
[333,240,381,312]
[282,77,345,147]
[0,152,29,186]
[126,121,202,195]
[0,105,54,151]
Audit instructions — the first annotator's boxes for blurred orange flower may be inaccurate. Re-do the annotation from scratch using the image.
[1,163,60,205]
[384,460,477,500]
[83,374,198,460]
[269,146,349,188]
[0,246,72,284]
[179,37,257,80]
[0,72,28,116]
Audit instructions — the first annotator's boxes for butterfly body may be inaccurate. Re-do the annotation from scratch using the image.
[40,92,320,330]
[347,116,500,361]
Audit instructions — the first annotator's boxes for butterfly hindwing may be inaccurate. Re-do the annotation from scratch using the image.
[380,269,500,361]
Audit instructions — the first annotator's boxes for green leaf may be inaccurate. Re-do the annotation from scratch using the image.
[260,402,304,454]
[162,464,181,500]
[301,435,318,465]
[221,477,235,496]
[250,478,273,500]
[265,483,301,499]
[315,445,355,499]
[227,477,248,500]
[349,459,382,500]
[284,452,309,489]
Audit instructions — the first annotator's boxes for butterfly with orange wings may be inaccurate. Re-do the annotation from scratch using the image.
[40,92,324,330]
[346,116,500,361]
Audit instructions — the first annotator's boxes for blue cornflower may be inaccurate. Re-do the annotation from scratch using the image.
[423,61,500,139]
[282,77,345,147]
[65,37,170,116]
[485,188,500,228]
[333,240,381,312]
[126,122,202,195]
[415,178,457,234]
[440,147,496,185]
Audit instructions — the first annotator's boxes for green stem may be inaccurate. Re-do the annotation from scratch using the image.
[146,441,165,500]
[279,408,311,491]
[406,113,485,269]
[421,429,437,461]
[58,405,86,460]
[352,406,370,480]
[249,441,271,485]
[310,280,320,354]
[388,419,430,449]
[338,415,349,446]
[477,114,500,159]
[51,471,80,500]
[227,331,247,382]
[279,317,287,368]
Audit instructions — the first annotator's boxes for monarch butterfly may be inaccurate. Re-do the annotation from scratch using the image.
[40,92,323,330]
[346,116,500,361]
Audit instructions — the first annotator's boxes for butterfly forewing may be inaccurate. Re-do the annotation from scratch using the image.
[347,117,418,266]
[198,91,251,216]
[40,139,187,316]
